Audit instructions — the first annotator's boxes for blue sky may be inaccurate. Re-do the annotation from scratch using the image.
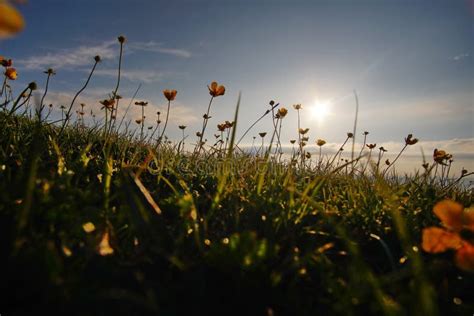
[2,0,473,164]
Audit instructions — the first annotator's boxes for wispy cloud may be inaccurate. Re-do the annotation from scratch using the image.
[451,53,470,61]
[93,68,165,83]
[129,41,192,58]
[17,40,192,71]
[18,40,117,70]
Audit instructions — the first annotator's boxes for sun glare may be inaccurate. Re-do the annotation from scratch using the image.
[310,101,331,122]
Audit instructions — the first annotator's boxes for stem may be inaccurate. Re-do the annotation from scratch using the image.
[38,73,52,117]
[196,96,214,152]
[236,102,279,146]
[59,59,99,136]
[383,144,407,176]
[158,100,171,145]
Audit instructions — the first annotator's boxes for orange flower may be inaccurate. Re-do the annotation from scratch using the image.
[0,57,12,67]
[163,89,177,101]
[277,107,288,118]
[433,148,451,165]
[208,81,225,97]
[5,67,17,80]
[100,99,115,109]
[98,231,114,256]
[0,2,25,39]
[421,200,474,271]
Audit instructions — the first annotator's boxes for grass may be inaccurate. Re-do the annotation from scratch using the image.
[1,38,473,315]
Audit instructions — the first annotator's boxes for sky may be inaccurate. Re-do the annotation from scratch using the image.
[2,0,473,174]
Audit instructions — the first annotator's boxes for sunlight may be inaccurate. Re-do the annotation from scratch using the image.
[310,100,331,122]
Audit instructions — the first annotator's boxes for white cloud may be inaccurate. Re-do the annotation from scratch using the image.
[17,39,192,71]
[93,68,165,83]
[129,41,192,58]
[451,53,469,61]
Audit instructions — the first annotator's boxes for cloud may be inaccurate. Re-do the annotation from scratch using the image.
[93,68,164,83]
[17,39,192,71]
[18,40,117,70]
[451,53,470,61]
[129,41,192,58]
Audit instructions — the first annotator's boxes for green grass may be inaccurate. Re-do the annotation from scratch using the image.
[1,111,472,316]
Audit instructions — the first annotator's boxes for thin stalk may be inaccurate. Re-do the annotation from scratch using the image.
[59,58,99,136]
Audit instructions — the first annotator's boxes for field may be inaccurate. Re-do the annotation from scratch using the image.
[1,36,474,315]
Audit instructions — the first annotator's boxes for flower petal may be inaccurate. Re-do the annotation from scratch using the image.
[464,206,474,232]
[455,242,474,272]
[0,3,25,39]
[433,200,464,232]
[421,227,462,253]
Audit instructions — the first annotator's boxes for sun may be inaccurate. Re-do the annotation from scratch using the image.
[310,100,331,122]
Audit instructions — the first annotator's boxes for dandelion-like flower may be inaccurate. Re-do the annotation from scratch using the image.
[259,132,267,138]
[0,2,25,39]
[433,149,451,165]
[299,128,309,135]
[44,68,56,75]
[422,200,474,271]
[0,57,12,67]
[100,99,115,109]
[179,125,186,130]
[405,134,418,145]
[208,81,225,97]
[347,132,354,138]
[5,67,17,80]
[118,35,127,43]
[277,107,288,118]
[366,143,376,149]
[163,89,177,101]
[135,101,148,107]
[316,139,326,146]
[293,104,302,110]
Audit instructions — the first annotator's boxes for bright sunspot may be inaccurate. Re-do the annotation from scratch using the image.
[310,101,331,122]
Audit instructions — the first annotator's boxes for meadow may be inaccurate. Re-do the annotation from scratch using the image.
[1,36,473,315]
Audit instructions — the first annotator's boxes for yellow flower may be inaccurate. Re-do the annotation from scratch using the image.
[4,67,17,80]
[299,128,309,135]
[0,2,25,39]
[316,139,326,146]
[98,231,114,256]
[208,81,225,97]
[277,107,288,118]
[82,222,96,233]
[422,200,474,271]
[163,89,177,101]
